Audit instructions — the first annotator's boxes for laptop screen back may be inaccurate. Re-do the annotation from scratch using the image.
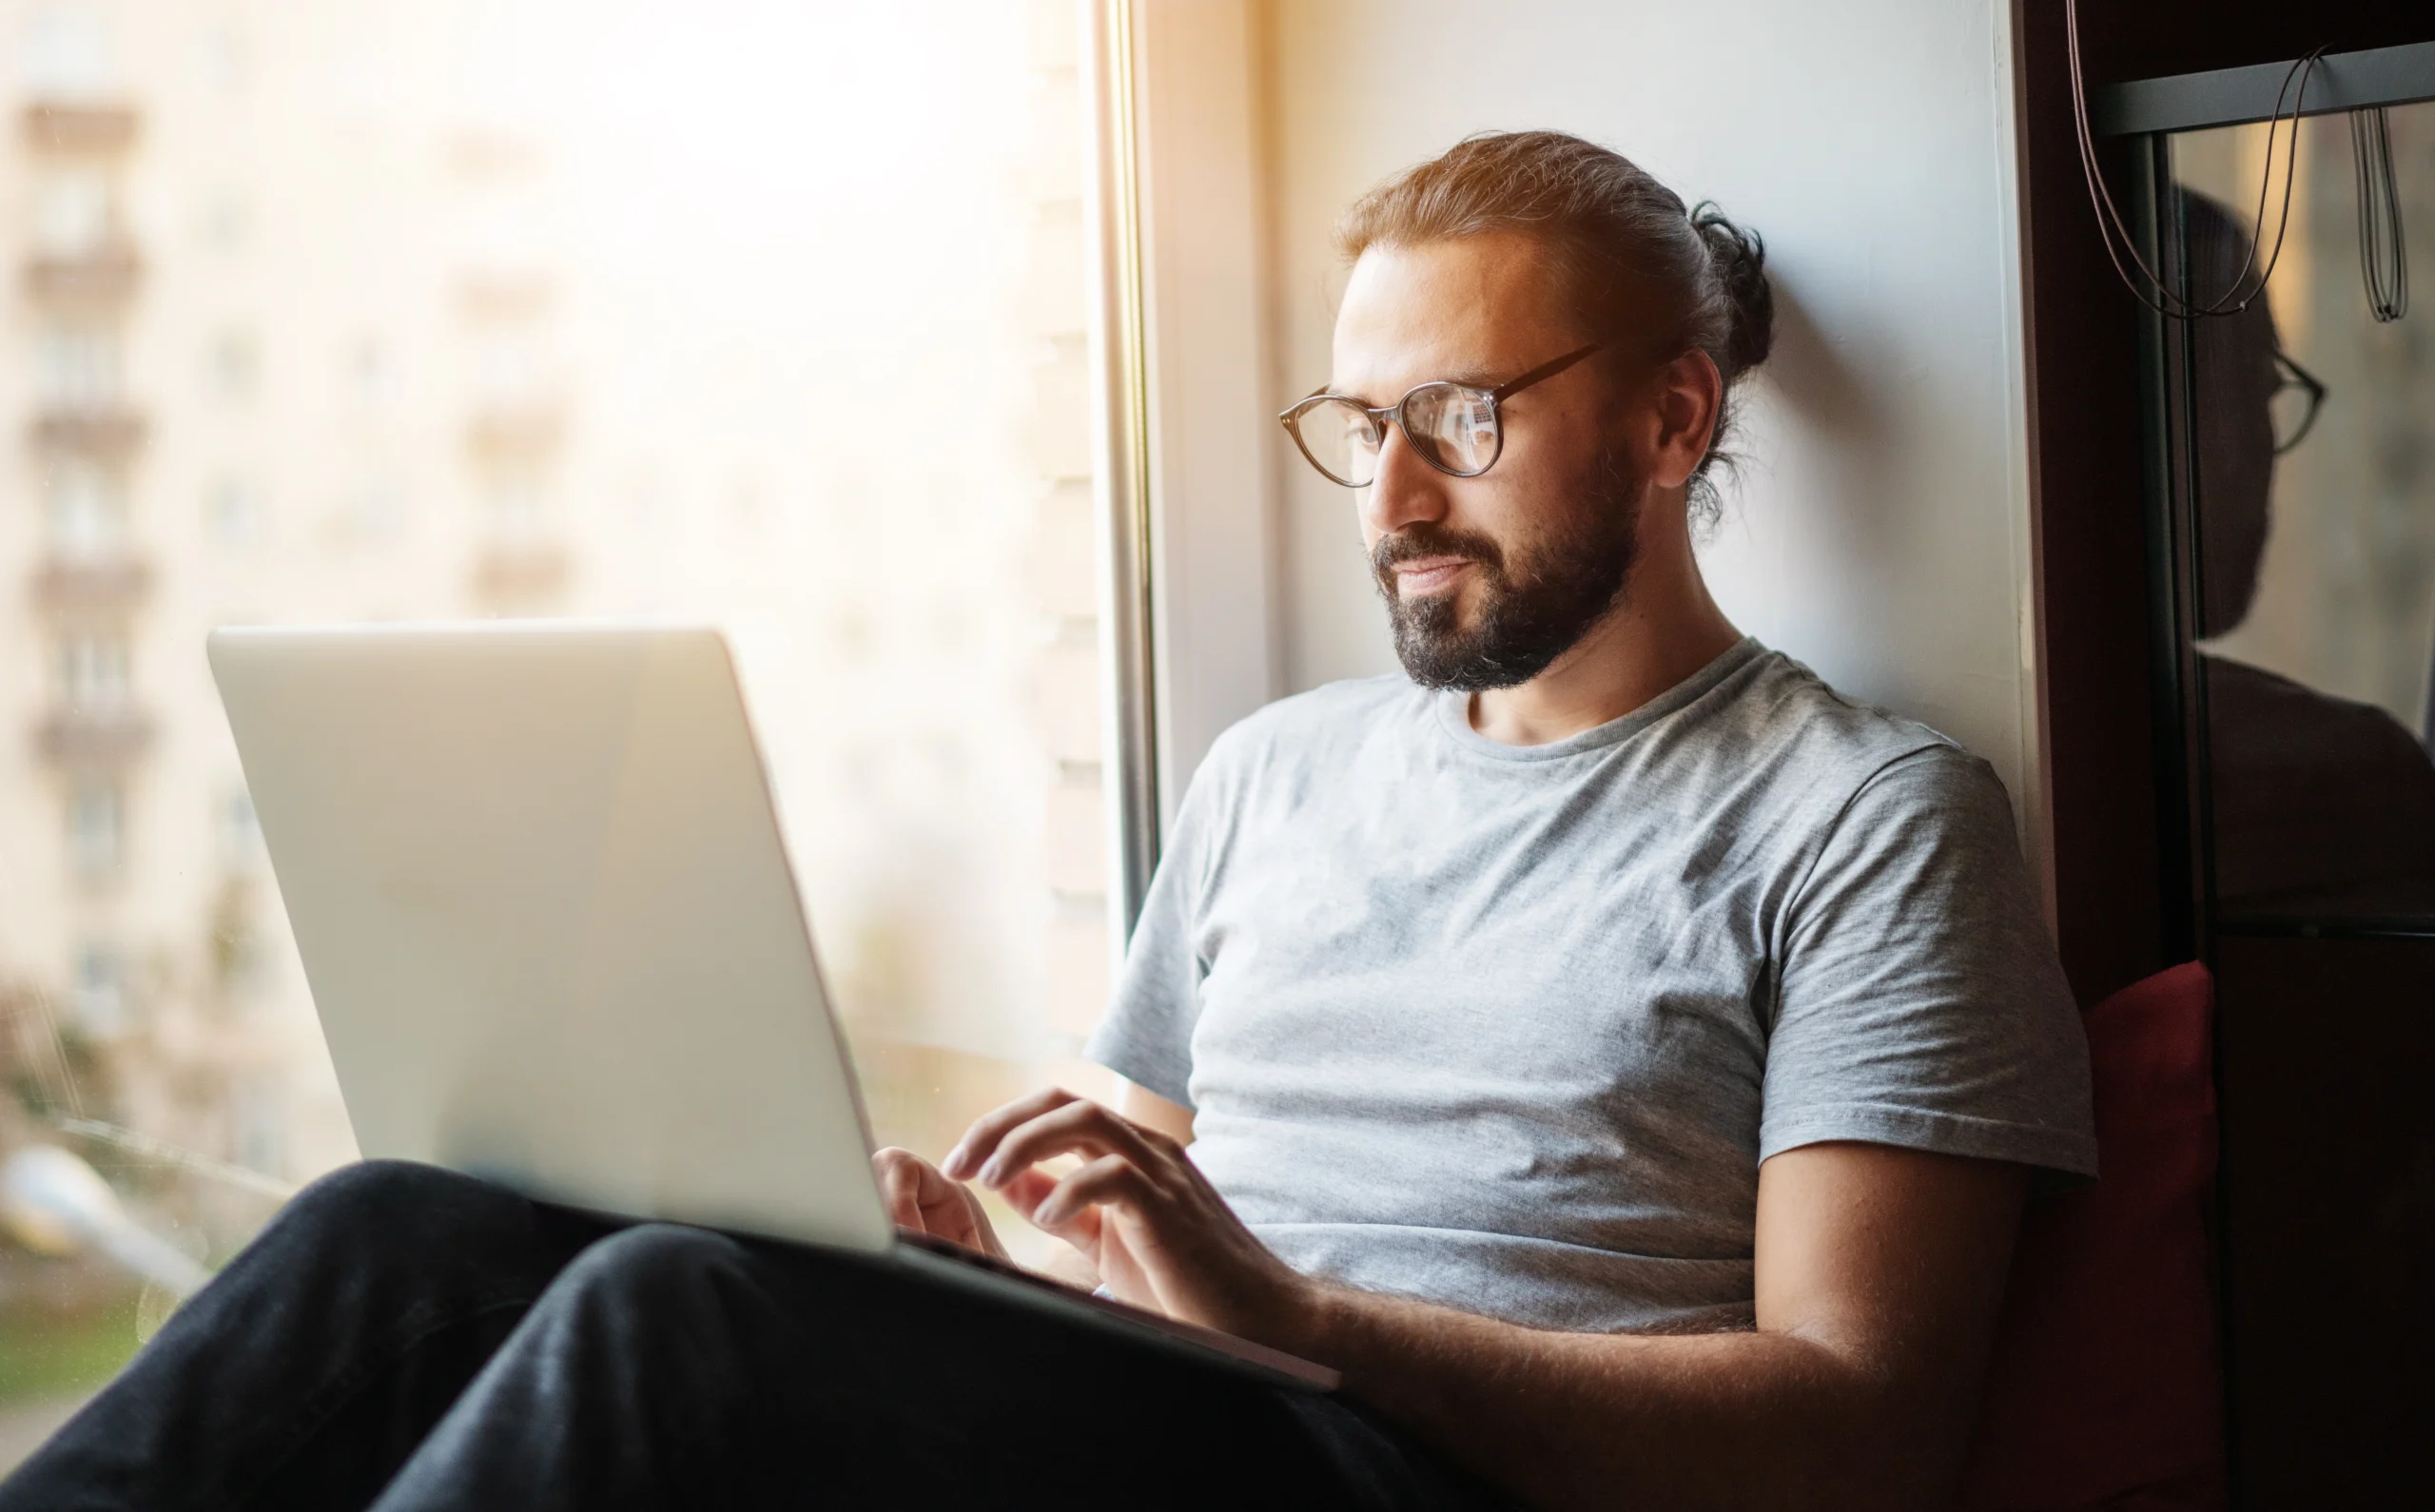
[210,623,892,1252]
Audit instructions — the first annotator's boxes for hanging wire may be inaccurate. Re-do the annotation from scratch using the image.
[2351,106,2410,322]
[2066,0,2323,320]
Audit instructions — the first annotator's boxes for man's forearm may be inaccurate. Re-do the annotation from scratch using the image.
[941,1101,2020,1508]
[1291,1286,1960,1512]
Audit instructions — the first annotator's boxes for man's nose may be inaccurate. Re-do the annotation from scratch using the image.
[1359,423,1450,536]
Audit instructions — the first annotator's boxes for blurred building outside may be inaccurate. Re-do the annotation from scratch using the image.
[0,0,1117,1462]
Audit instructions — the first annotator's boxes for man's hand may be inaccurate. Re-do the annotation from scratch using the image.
[872,1146,1007,1261]
[940,1088,1312,1345]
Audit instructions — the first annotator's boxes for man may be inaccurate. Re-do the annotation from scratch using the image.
[3,130,2090,1512]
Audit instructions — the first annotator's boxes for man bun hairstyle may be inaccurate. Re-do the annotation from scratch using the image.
[1336,130,1774,521]
[1689,201,1774,383]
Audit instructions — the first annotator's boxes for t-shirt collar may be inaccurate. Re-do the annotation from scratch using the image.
[1431,635,1765,763]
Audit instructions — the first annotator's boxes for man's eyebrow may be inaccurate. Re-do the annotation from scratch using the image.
[1322,365,1506,402]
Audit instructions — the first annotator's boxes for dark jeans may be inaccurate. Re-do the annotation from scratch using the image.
[0,1160,1507,1511]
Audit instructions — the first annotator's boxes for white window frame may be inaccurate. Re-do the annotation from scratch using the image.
[1086,0,1282,940]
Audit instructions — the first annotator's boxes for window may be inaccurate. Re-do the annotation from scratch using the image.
[36,324,120,404]
[195,189,252,253]
[2168,102,2435,926]
[21,4,114,99]
[206,473,263,548]
[0,0,1122,1436]
[65,783,122,877]
[57,630,129,711]
[70,942,126,1037]
[33,169,114,255]
[469,331,546,408]
[479,471,547,546]
[46,458,127,557]
[204,329,258,401]
[2127,68,2435,1491]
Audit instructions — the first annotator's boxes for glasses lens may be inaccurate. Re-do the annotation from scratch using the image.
[1291,397,1384,486]
[2269,376,2319,455]
[1401,384,1499,476]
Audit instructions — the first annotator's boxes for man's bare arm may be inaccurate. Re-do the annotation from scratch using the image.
[1297,1142,2024,1511]
[1114,1079,1196,1143]
[943,1092,2026,1512]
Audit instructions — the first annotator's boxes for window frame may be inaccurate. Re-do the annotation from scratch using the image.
[1086,0,1285,943]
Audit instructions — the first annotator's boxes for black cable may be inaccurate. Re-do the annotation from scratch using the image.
[2351,106,2409,322]
[2066,0,2322,320]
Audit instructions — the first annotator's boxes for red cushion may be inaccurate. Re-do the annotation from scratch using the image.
[1955,961,2225,1512]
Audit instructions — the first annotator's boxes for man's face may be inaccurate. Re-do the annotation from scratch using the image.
[2192,299,2280,639]
[1332,232,1644,691]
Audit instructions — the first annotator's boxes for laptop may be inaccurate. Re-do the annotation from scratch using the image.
[208,621,1333,1391]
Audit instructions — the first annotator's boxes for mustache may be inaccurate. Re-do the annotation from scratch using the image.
[1370,522,1506,578]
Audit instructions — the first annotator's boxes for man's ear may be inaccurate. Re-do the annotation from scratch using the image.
[1646,350,1724,491]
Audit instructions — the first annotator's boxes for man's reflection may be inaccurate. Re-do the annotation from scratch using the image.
[2190,190,2435,916]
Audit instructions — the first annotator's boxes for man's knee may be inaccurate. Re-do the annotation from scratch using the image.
[553,1223,750,1308]
[272,1158,526,1258]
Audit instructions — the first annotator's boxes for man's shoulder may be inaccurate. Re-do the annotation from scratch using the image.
[1724,650,1958,760]
[1716,650,1995,814]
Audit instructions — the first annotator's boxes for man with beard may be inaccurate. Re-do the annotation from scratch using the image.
[3,132,2092,1512]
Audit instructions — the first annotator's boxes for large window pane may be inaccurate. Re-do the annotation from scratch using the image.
[2173,104,2435,923]
[0,0,1114,1453]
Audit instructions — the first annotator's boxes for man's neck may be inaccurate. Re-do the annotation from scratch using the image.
[1468,534,1743,747]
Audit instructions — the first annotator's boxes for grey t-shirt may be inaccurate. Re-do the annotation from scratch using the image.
[1085,637,2095,1334]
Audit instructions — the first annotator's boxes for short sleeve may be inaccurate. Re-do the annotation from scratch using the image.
[1082,768,1219,1109]
[1760,746,2097,1177]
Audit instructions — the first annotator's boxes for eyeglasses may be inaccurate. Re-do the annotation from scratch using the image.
[1277,343,1602,488]
[2269,348,2327,456]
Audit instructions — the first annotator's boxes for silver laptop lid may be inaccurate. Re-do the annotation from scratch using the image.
[209,622,891,1253]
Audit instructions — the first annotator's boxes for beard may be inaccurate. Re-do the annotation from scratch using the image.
[1373,448,1644,692]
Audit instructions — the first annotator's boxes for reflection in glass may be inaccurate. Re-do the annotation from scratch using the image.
[2175,106,2435,921]
[2267,349,2326,456]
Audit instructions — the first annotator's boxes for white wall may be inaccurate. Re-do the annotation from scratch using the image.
[1137,0,2045,876]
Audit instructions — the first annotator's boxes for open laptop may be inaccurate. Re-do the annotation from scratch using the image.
[208,621,1333,1391]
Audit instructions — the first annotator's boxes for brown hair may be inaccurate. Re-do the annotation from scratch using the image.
[1335,130,1773,512]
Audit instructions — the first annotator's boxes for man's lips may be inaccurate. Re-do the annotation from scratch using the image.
[1389,555,1478,594]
